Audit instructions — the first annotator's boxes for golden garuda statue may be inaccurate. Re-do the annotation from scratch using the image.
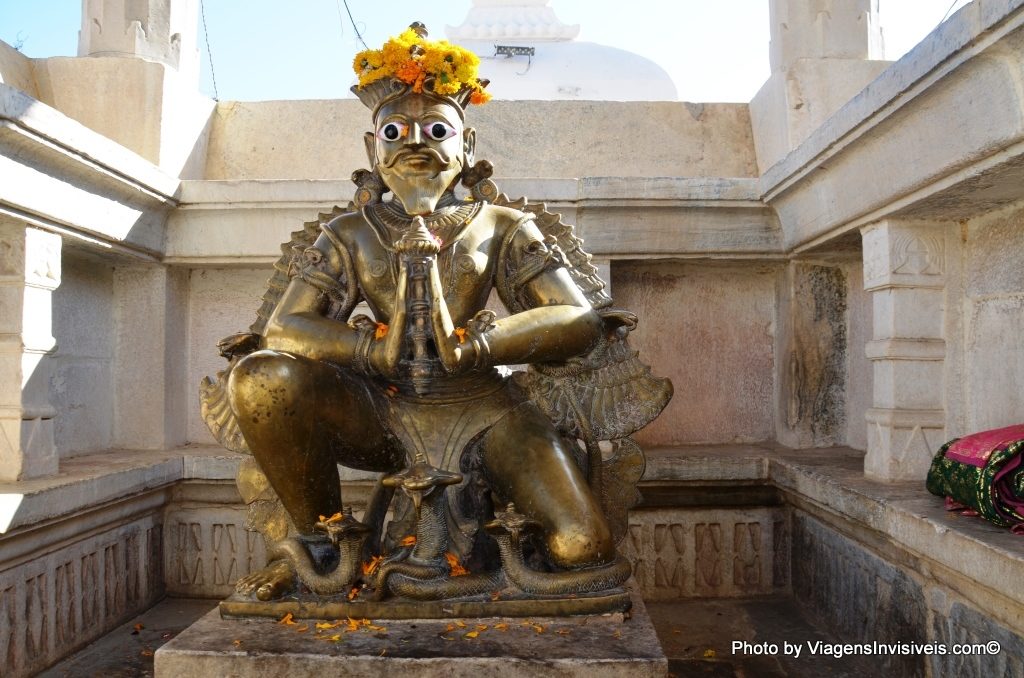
[200,23,672,618]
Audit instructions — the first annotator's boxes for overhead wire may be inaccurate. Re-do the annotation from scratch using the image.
[199,0,219,100]
[338,0,369,50]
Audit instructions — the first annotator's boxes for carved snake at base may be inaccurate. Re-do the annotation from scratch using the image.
[371,485,458,598]
[485,503,632,595]
[267,532,368,596]
[492,532,631,595]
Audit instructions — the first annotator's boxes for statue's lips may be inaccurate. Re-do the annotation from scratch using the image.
[391,151,449,177]
[398,152,438,167]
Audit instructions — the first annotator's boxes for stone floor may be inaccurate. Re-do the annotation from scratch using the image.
[41,595,881,677]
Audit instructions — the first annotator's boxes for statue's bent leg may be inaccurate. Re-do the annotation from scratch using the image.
[228,349,403,535]
[480,403,614,569]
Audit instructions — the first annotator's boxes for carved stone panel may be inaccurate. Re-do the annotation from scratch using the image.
[0,513,163,677]
[625,506,790,600]
[164,506,265,598]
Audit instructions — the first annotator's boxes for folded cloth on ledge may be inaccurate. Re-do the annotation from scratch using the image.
[926,423,1024,528]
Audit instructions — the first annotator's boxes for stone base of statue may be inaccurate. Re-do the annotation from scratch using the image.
[220,587,632,620]
[155,584,665,677]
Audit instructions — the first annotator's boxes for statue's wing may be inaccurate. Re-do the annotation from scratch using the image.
[512,335,673,442]
[198,205,355,453]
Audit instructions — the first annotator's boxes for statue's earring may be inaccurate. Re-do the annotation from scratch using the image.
[352,131,385,208]
[462,159,498,203]
[351,169,386,208]
[461,128,497,202]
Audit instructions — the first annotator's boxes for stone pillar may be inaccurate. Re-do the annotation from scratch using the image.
[0,221,61,480]
[79,0,200,84]
[112,266,188,450]
[861,220,954,481]
[750,0,890,172]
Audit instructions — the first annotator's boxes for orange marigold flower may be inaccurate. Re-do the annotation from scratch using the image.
[395,59,421,85]
[470,89,492,105]
[445,552,469,576]
[362,555,384,576]
[454,328,468,345]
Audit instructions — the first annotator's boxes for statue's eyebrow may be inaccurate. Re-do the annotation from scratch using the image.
[377,113,410,125]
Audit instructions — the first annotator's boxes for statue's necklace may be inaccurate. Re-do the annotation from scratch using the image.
[370,200,482,249]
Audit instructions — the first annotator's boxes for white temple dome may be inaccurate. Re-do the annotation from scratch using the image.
[445,1,677,101]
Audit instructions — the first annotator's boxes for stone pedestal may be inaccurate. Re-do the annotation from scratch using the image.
[155,587,666,677]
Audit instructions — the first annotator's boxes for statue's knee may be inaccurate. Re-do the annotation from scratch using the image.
[228,350,310,419]
[546,518,614,569]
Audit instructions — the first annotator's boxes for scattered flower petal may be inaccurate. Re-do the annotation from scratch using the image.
[445,552,469,576]
[362,555,384,576]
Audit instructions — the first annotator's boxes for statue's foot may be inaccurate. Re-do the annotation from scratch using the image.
[235,559,296,601]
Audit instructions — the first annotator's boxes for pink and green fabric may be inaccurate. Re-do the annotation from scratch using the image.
[926,423,1024,529]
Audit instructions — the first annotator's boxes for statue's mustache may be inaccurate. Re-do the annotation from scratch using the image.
[383,146,449,169]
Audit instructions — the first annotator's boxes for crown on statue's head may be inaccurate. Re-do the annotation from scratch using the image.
[351,22,490,119]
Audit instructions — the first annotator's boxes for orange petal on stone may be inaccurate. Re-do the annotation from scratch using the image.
[278,612,297,626]
[464,631,479,639]
[445,552,469,576]
[375,323,389,339]
[362,555,384,576]
[316,621,342,630]
[400,535,417,547]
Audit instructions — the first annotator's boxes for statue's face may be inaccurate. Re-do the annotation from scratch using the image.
[371,95,470,215]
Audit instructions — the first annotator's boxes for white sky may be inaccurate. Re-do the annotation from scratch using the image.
[0,0,973,102]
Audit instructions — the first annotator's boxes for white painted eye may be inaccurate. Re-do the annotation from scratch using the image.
[376,122,408,141]
[422,121,457,141]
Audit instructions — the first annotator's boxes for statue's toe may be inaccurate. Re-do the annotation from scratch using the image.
[235,560,296,600]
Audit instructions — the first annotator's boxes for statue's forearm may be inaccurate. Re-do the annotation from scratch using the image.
[263,312,361,364]
[486,305,603,365]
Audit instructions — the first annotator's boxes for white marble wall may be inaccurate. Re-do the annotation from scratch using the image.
[50,254,115,457]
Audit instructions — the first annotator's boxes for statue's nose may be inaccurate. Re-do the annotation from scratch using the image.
[407,122,422,145]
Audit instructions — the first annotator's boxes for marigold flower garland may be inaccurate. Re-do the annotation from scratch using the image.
[353,28,491,104]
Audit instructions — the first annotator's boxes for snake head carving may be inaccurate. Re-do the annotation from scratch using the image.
[381,451,463,511]
[314,507,372,548]
[484,502,542,547]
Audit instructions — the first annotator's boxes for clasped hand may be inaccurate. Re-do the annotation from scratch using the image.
[366,218,489,378]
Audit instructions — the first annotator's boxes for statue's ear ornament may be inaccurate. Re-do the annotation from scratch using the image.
[351,168,386,208]
[462,159,498,202]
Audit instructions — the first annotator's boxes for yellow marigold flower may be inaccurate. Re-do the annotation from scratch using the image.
[353,27,489,105]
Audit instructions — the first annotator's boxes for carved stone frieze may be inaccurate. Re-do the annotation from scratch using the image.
[621,507,790,600]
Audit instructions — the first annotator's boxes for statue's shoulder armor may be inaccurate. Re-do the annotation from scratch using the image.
[321,209,371,245]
